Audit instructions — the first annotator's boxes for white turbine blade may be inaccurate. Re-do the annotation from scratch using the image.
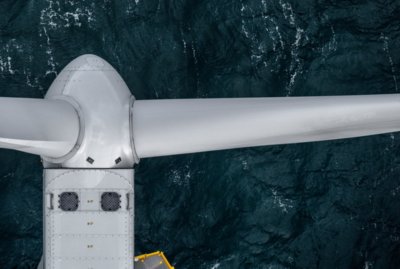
[0,98,79,158]
[133,94,400,158]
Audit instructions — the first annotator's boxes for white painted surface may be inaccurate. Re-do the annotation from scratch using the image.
[45,54,136,168]
[133,95,400,158]
[0,98,79,158]
[44,169,134,269]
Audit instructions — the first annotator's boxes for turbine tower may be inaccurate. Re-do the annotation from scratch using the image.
[1,55,400,269]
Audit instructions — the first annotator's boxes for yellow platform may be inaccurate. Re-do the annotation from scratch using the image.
[134,251,174,269]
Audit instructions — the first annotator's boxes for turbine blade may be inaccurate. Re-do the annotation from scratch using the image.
[132,94,400,158]
[0,98,79,158]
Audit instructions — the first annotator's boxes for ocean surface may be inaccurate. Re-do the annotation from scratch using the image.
[0,0,400,268]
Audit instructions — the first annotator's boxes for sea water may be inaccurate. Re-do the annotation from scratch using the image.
[0,0,400,268]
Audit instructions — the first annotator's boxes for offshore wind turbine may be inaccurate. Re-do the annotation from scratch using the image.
[1,55,400,269]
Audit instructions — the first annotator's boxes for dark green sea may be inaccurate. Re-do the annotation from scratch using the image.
[1,0,400,268]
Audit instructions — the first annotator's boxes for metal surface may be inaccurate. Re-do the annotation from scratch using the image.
[44,54,137,168]
[132,96,400,158]
[58,192,79,211]
[43,169,134,269]
[101,192,122,211]
[37,55,137,269]
[135,251,175,269]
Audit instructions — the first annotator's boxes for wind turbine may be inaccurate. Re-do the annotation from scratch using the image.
[1,54,400,269]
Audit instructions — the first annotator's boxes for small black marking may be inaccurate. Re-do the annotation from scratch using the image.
[86,157,94,164]
[115,157,122,164]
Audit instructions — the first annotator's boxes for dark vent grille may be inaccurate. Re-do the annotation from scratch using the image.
[101,192,121,211]
[59,192,79,211]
